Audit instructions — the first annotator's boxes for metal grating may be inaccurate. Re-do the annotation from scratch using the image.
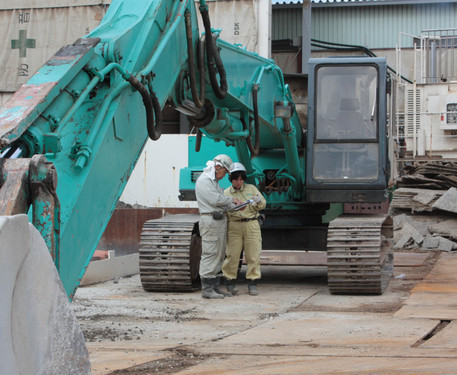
[191,170,202,183]
[421,28,457,84]
[405,88,421,136]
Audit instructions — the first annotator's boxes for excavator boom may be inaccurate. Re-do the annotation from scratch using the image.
[0,0,302,299]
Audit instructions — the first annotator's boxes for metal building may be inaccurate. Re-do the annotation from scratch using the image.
[272,0,457,73]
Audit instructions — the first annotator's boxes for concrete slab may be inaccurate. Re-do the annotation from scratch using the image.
[429,219,457,241]
[81,253,139,286]
[432,187,457,213]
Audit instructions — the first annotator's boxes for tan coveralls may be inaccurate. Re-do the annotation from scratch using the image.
[195,173,235,279]
[222,183,266,281]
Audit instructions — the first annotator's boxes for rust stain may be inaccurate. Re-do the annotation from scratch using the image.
[98,207,199,256]
[0,82,57,142]
[411,283,457,293]
[1,82,57,110]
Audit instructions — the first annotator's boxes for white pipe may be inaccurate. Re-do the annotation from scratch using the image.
[258,0,271,58]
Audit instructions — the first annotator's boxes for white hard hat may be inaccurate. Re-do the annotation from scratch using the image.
[213,154,234,173]
[231,162,246,173]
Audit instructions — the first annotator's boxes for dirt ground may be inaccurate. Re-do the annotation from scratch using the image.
[73,244,446,374]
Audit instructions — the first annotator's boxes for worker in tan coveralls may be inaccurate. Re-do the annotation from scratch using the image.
[195,154,244,299]
[222,162,266,295]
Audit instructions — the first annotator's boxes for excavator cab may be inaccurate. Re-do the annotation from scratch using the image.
[306,57,390,204]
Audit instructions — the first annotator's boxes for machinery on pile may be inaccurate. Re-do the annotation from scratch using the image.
[0,0,394,312]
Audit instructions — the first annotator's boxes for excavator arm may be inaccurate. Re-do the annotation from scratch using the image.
[0,0,301,299]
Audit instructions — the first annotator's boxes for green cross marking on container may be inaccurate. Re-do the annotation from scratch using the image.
[11,30,36,58]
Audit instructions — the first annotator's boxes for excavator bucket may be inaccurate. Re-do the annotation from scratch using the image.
[0,215,90,374]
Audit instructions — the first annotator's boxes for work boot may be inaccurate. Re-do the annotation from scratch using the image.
[201,278,224,299]
[225,278,239,295]
[213,277,232,297]
[248,280,258,296]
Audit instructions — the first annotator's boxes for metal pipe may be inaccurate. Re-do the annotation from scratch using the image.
[280,118,302,199]
[430,40,437,83]
[254,64,287,97]
[139,0,189,78]
[75,81,129,172]
[59,62,128,130]
[1,145,23,159]
[69,60,162,170]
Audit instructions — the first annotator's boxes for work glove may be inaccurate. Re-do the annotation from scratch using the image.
[252,194,261,204]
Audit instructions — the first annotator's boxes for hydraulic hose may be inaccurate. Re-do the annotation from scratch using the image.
[199,5,228,99]
[246,84,260,157]
[127,74,163,141]
[195,128,202,152]
[185,10,205,108]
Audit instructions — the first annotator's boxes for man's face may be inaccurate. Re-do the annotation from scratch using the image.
[231,175,244,190]
[215,165,228,181]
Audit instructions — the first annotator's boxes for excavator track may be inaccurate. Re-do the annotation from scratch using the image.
[327,214,393,295]
[139,214,201,292]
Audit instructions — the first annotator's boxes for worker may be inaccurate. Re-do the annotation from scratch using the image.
[195,154,244,299]
[222,162,266,296]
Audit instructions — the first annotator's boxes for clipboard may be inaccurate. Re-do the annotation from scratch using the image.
[233,199,254,211]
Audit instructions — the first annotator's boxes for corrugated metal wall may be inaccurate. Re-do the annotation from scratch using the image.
[272,7,303,42]
[273,2,457,49]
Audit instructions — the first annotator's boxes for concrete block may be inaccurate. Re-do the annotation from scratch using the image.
[393,214,412,230]
[437,236,456,252]
[413,190,441,205]
[81,252,139,286]
[429,219,457,241]
[432,187,457,214]
[402,222,424,244]
[422,236,440,249]
[394,234,412,249]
